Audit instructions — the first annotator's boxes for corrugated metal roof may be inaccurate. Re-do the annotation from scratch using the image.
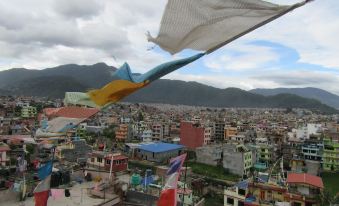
[287,173,324,189]
[139,142,184,153]
[44,107,99,119]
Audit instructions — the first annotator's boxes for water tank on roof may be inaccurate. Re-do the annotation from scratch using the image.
[131,173,141,186]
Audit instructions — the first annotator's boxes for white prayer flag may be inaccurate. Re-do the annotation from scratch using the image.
[148,0,308,54]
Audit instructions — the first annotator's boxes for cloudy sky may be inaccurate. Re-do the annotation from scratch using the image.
[0,0,339,94]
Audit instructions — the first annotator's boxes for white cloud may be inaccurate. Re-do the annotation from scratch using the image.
[0,0,167,72]
[204,43,280,71]
[53,0,104,19]
[242,0,339,69]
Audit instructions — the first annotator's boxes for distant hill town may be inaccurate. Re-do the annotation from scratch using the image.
[0,63,338,114]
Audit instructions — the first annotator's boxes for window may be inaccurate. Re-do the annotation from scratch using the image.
[227,198,234,205]
[292,202,302,206]
[97,157,102,163]
[238,189,246,196]
[91,158,94,162]
[106,160,111,165]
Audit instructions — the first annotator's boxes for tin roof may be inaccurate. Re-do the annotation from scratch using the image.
[287,173,323,189]
[139,142,184,153]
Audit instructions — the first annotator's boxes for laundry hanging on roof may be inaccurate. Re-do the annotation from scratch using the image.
[148,0,309,54]
[51,189,64,200]
[13,182,21,192]
[64,53,204,108]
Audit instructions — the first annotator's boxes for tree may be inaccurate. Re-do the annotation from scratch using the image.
[137,112,144,121]
[15,106,22,117]
[103,124,116,140]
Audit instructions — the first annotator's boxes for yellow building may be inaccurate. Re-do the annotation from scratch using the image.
[224,126,237,141]
[21,106,37,118]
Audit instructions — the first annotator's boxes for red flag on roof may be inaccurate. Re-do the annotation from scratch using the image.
[34,190,49,206]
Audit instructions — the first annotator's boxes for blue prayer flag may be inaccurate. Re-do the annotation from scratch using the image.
[38,161,52,180]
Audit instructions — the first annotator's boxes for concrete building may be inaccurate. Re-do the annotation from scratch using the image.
[224,126,237,141]
[281,138,303,168]
[323,138,339,171]
[136,142,184,163]
[213,121,225,142]
[223,144,253,176]
[196,145,222,166]
[229,134,246,143]
[293,124,322,140]
[224,181,248,206]
[301,141,323,161]
[0,142,10,167]
[141,129,153,142]
[87,151,128,172]
[55,137,92,163]
[152,123,164,140]
[287,173,324,201]
[116,124,131,141]
[204,127,212,145]
[180,122,210,149]
[247,143,275,167]
[21,106,37,118]
[132,121,148,138]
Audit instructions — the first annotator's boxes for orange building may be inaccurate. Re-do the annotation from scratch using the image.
[116,124,129,141]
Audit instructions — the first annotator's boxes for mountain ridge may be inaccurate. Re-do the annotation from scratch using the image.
[250,87,339,108]
[0,64,337,114]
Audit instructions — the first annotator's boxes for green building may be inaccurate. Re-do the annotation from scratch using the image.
[247,143,274,169]
[21,106,37,118]
[258,144,273,163]
[323,139,339,171]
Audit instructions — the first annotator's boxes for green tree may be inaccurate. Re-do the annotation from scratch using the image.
[103,124,116,140]
[15,106,22,117]
[137,112,144,121]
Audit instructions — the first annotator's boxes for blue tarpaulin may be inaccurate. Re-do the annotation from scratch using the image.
[138,142,184,153]
[141,175,154,186]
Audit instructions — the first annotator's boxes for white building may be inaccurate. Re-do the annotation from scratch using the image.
[204,127,212,145]
[141,130,153,142]
[152,123,164,140]
[291,124,322,140]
